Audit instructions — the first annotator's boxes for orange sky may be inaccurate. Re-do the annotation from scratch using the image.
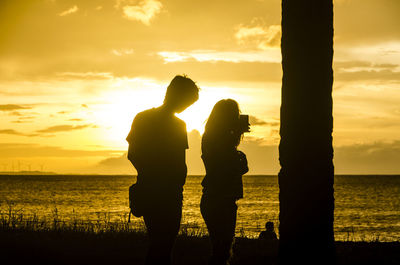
[1,0,400,174]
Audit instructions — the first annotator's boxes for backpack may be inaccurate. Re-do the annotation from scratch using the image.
[128,183,145,222]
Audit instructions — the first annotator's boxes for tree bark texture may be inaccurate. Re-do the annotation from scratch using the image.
[279,0,335,264]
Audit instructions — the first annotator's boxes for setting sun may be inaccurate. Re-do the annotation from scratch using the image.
[91,78,249,148]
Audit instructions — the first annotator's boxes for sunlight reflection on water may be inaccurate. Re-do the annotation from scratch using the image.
[0,175,399,241]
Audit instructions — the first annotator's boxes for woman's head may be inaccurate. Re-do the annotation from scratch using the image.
[204,99,242,147]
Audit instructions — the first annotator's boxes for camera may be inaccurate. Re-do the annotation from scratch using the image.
[238,114,250,133]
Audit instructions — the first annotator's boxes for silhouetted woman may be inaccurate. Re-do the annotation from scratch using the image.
[200,99,249,265]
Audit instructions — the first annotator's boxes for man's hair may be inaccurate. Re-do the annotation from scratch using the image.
[164,75,199,106]
[266,221,274,230]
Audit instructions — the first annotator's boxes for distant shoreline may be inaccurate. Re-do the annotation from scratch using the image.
[1,173,399,177]
[0,171,57,175]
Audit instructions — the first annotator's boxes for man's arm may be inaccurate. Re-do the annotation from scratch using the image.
[126,114,147,173]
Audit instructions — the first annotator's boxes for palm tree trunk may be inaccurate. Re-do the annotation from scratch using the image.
[279,0,335,264]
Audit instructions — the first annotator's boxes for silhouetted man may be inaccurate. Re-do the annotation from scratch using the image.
[126,75,199,265]
[259,221,278,241]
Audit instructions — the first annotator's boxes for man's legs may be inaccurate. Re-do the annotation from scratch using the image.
[143,197,182,265]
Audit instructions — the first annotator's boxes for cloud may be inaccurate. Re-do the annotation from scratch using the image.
[11,120,32,124]
[95,153,134,174]
[335,0,400,45]
[68,118,83,121]
[121,0,163,25]
[158,50,281,63]
[0,128,38,137]
[1,0,398,84]
[0,128,52,137]
[111,49,134,56]
[0,104,31,111]
[249,116,267,126]
[334,60,400,82]
[93,136,400,175]
[334,61,399,71]
[8,111,23,116]
[36,124,91,133]
[96,130,280,175]
[99,152,131,167]
[167,61,282,83]
[19,116,35,120]
[96,129,205,175]
[235,22,281,49]
[240,139,400,174]
[249,115,280,127]
[58,5,79,17]
[1,55,283,84]
[56,72,114,80]
[334,141,400,174]
[336,69,400,83]
[239,138,280,174]
[0,143,124,158]
[0,129,25,136]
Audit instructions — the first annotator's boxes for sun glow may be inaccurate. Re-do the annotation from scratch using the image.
[177,86,242,134]
[92,79,243,147]
[92,78,164,147]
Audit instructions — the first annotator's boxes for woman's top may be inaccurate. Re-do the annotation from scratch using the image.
[201,132,249,199]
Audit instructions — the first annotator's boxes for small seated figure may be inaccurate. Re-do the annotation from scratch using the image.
[259,221,278,241]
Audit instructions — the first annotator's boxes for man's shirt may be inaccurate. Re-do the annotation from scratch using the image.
[127,107,188,193]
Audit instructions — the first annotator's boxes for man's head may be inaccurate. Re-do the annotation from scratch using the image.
[266,221,274,230]
[164,75,199,113]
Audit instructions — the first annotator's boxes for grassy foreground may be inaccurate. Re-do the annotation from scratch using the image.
[0,211,399,265]
[1,228,400,265]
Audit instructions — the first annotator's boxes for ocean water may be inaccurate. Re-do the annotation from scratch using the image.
[0,175,399,241]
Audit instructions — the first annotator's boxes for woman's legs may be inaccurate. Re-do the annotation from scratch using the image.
[201,196,237,265]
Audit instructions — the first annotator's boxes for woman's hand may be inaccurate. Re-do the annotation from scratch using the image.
[237,150,249,175]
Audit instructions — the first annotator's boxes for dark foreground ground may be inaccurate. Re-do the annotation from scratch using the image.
[1,230,399,265]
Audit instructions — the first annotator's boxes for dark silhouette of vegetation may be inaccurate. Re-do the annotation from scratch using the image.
[279,0,335,264]
[1,208,399,265]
